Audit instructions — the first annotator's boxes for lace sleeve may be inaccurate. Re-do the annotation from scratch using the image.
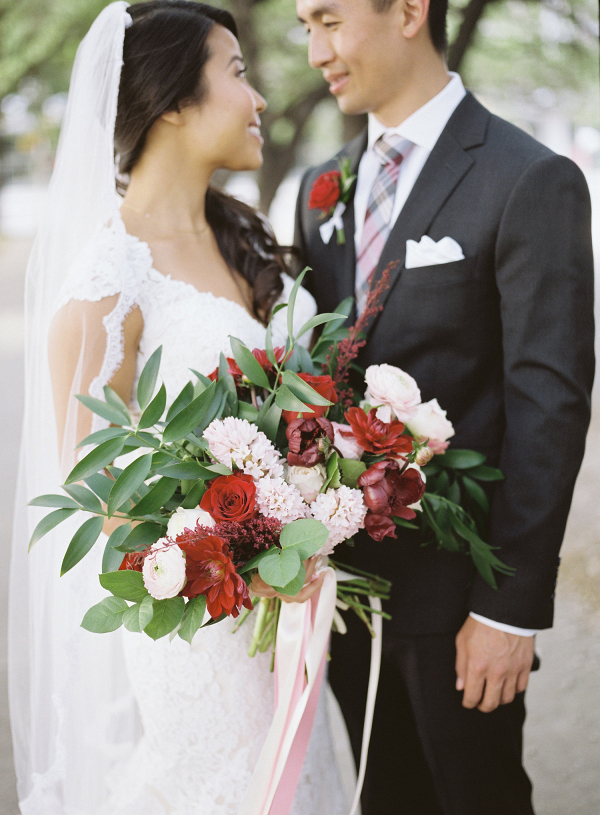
[50,221,145,458]
[270,273,318,349]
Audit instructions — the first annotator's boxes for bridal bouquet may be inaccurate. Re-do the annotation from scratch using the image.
[29,268,511,649]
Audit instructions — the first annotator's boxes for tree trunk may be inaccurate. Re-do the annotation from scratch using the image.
[447,0,495,73]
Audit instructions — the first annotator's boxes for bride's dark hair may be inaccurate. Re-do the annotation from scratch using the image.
[114,0,287,322]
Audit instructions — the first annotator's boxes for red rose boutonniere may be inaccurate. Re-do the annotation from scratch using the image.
[308,157,357,245]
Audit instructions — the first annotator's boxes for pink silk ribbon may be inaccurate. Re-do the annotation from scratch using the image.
[239,567,383,815]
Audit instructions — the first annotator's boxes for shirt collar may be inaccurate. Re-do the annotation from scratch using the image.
[367,73,467,153]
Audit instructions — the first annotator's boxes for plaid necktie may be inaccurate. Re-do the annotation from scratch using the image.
[355,134,411,315]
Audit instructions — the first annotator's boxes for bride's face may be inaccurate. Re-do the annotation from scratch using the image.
[177,25,266,172]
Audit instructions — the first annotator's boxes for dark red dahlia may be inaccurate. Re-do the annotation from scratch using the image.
[178,534,252,619]
[345,407,413,457]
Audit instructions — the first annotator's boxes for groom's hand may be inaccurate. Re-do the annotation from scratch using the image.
[455,616,535,712]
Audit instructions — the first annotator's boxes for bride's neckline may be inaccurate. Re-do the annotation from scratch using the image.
[115,211,261,325]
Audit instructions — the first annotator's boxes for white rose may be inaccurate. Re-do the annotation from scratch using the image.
[330,421,365,461]
[142,540,187,600]
[286,464,327,504]
[364,364,421,423]
[404,398,455,455]
[166,506,214,538]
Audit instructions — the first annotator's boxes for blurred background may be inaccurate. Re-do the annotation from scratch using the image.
[0,0,598,813]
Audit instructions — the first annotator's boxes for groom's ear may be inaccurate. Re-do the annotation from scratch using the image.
[160,108,186,126]
[398,0,431,41]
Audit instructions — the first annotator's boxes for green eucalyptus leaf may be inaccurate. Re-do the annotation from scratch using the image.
[237,547,274,574]
[123,595,154,632]
[229,337,271,389]
[154,460,213,480]
[102,524,131,573]
[437,449,486,469]
[76,394,129,426]
[118,521,165,552]
[63,483,103,512]
[130,477,178,517]
[81,596,128,633]
[137,346,162,411]
[61,516,105,575]
[28,494,79,510]
[144,597,186,640]
[338,458,367,489]
[279,518,329,560]
[107,454,153,516]
[28,507,79,550]
[274,385,313,415]
[76,426,130,449]
[65,437,127,485]
[281,370,332,406]
[296,312,348,340]
[467,465,504,482]
[84,473,114,504]
[286,267,308,339]
[258,547,301,588]
[103,386,132,422]
[138,383,167,429]
[264,322,276,366]
[178,595,208,644]
[165,381,194,422]
[271,564,306,597]
[162,381,217,443]
[181,480,206,509]
[99,569,149,603]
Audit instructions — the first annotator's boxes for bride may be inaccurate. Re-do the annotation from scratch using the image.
[8,2,349,813]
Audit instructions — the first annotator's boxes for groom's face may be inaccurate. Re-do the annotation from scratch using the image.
[297,0,410,120]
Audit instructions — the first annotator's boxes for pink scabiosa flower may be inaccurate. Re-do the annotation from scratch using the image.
[309,486,367,556]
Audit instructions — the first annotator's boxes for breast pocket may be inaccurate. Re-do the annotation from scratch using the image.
[400,256,478,288]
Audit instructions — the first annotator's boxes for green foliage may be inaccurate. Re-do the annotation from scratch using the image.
[81,596,129,634]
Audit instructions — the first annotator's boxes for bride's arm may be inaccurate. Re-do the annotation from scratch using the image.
[48,296,143,533]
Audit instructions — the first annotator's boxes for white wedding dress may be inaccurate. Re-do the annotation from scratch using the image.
[51,213,350,815]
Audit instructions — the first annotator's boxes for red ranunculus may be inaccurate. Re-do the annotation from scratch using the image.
[179,534,253,618]
[358,459,426,540]
[286,416,334,466]
[281,373,338,424]
[345,407,413,457]
[308,171,341,213]
[200,473,257,523]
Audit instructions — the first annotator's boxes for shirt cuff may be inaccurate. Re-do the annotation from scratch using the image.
[469,612,537,637]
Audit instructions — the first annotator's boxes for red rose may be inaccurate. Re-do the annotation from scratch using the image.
[308,171,341,213]
[286,416,334,466]
[345,407,413,457]
[179,534,253,618]
[200,473,257,523]
[358,459,425,540]
[281,373,338,423]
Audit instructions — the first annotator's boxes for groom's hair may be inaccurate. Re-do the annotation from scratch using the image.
[115,0,293,323]
[371,0,448,53]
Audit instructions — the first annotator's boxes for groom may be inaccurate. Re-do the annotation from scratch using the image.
[294,0,595,812]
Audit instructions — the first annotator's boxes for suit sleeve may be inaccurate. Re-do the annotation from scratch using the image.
[468,154,595,629]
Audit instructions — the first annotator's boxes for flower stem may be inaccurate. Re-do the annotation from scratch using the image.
[248,597,270,657]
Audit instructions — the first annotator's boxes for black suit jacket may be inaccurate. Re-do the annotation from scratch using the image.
[295,92,595,636]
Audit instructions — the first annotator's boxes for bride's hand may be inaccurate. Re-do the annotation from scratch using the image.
[250,557,324,604]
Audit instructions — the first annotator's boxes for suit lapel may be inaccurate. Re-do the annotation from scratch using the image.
[359,93,490,338]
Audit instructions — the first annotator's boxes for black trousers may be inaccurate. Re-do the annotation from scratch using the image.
[329,612,535,815]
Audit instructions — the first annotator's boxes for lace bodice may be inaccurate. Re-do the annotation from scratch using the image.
[54,213,349,815]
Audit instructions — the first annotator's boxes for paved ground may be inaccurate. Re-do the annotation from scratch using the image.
[0,234,598,814]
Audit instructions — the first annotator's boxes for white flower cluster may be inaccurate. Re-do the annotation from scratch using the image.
[204,417,284,479]
[255,477,307,523]
[310,486,367,556]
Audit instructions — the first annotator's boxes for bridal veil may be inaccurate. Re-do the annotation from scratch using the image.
[8,4,141,812]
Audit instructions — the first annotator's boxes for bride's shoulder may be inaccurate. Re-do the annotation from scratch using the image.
[55,215,151,310]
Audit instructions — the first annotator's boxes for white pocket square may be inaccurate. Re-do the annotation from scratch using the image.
[405,236,465,269]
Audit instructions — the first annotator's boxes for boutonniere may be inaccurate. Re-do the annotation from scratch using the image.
[308,157,357,245]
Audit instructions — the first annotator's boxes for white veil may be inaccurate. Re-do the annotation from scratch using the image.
[8,4,141,812]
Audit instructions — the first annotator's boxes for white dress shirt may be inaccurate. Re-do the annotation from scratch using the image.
[353,73,536,638]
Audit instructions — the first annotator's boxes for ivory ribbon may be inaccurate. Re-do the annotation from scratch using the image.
[239,567,383,815]
[319,201,347,244]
